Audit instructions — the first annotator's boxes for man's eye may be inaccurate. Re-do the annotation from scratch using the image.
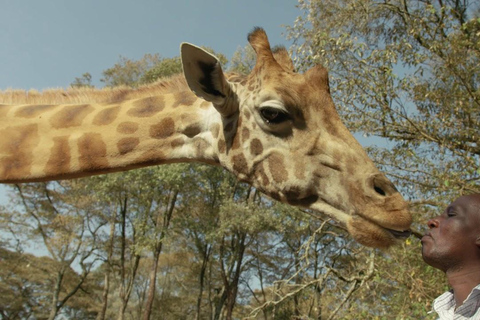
[447,211,457,217]
[260,107,290,124]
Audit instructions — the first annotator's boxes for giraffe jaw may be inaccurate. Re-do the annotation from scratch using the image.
[308,202,411,248]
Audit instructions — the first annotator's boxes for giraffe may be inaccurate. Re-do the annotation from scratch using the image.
[0,28,411,248]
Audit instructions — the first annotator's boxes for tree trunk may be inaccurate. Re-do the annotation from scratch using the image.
[141,190,178,320]
[195,244,211,320]
[224,233,246,320]
[97,219,116,320]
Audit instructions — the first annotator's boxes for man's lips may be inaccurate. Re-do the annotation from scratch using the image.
[421,232,432,242]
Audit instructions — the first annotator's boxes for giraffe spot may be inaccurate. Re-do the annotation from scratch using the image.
[232,154,248,174]
[184,124,202,138]
[250,138,263,156]
[50,104,94,129]
[127,96,165,118]
[284,187,302,202]
[268,153,288,183]
[256,162,270,187]
[241,127,250,141]
[172,91,198,108]
[244,109,251,120]
[117,121,139,134]
[117,137,140,155]
[194,139,210,157]
[210,123,220,139]
[200,101,210,109]
[150,118,175,139]
[0,124,39,180]
[15,104,56,118]
[45,136,71,176]
[93,105,121,126]
[170,138,184,148]
[231,133,241,150]
[217,139,226,154]
[77,133,108,170]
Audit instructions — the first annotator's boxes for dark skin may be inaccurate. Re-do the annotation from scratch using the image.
[422,193,480,307]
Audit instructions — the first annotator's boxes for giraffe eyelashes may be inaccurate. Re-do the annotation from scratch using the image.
[259,107,291,124]
[255,100,293,135]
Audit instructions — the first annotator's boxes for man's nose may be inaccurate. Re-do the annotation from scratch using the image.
[427,217,439,229]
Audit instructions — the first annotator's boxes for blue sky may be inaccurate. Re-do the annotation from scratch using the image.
[0,1,301,205]
[0,0,300,90]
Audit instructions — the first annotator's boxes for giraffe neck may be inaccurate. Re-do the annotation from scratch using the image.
[0,78,224,183]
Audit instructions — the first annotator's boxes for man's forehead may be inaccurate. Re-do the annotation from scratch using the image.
[452,194,480,216]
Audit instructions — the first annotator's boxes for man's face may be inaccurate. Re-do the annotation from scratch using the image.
[421,194,480,272]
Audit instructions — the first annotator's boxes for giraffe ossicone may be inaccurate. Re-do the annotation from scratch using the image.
[0,27,412,248]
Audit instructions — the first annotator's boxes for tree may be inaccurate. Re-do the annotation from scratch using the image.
[0,182,103,320]
[288,0,479,206]
[101,53,162,87]
[284,0,479,317]
[71,72,94,88]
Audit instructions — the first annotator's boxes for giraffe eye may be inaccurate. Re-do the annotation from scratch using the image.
[260,107,291,124]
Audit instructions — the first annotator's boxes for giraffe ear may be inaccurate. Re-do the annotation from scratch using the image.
[181,43,237,117]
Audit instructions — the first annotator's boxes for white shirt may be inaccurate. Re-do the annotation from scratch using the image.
[433,284,480,319]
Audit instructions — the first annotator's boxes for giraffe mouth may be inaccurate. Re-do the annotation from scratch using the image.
[386,228,411,239]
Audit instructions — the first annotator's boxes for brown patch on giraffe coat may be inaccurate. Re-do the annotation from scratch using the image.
[45,136,71,176]
[117,137,140,155]
[93,105,121,126]
[170,138,184,149]
[232,154,248,175]
[200,101,210,109]
[210,123,220,139]
[217,139,226,154]
[284,187,302,202]
[268,153,288,183]
[0,124,39,179]
[194,139,210,157]
[241,127,250,141]
[50,104,95,129]
[250,138,263,156]
[117,121,139,134]
[184,124,202,138]
[231,134,241,150]
[256,162,270,187]
[77,133,108,170]
[127,96,165,118]
[171,91,198,108]
[150,118,175,139]
[15,104,56,118]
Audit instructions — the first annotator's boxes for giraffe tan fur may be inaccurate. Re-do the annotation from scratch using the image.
[0,28,412,248]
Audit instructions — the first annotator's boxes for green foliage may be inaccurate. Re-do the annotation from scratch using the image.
[70,72,94,88]
[140,56,183,84]
[100,53,163,87]
[9,6,480,317]
[288,0,479,207]
[228,45,256,75]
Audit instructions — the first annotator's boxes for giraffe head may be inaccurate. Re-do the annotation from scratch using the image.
[181,28,411,248]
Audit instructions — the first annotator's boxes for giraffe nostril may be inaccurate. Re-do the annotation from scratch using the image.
[374,185,386,196]
[371,174,398,197]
